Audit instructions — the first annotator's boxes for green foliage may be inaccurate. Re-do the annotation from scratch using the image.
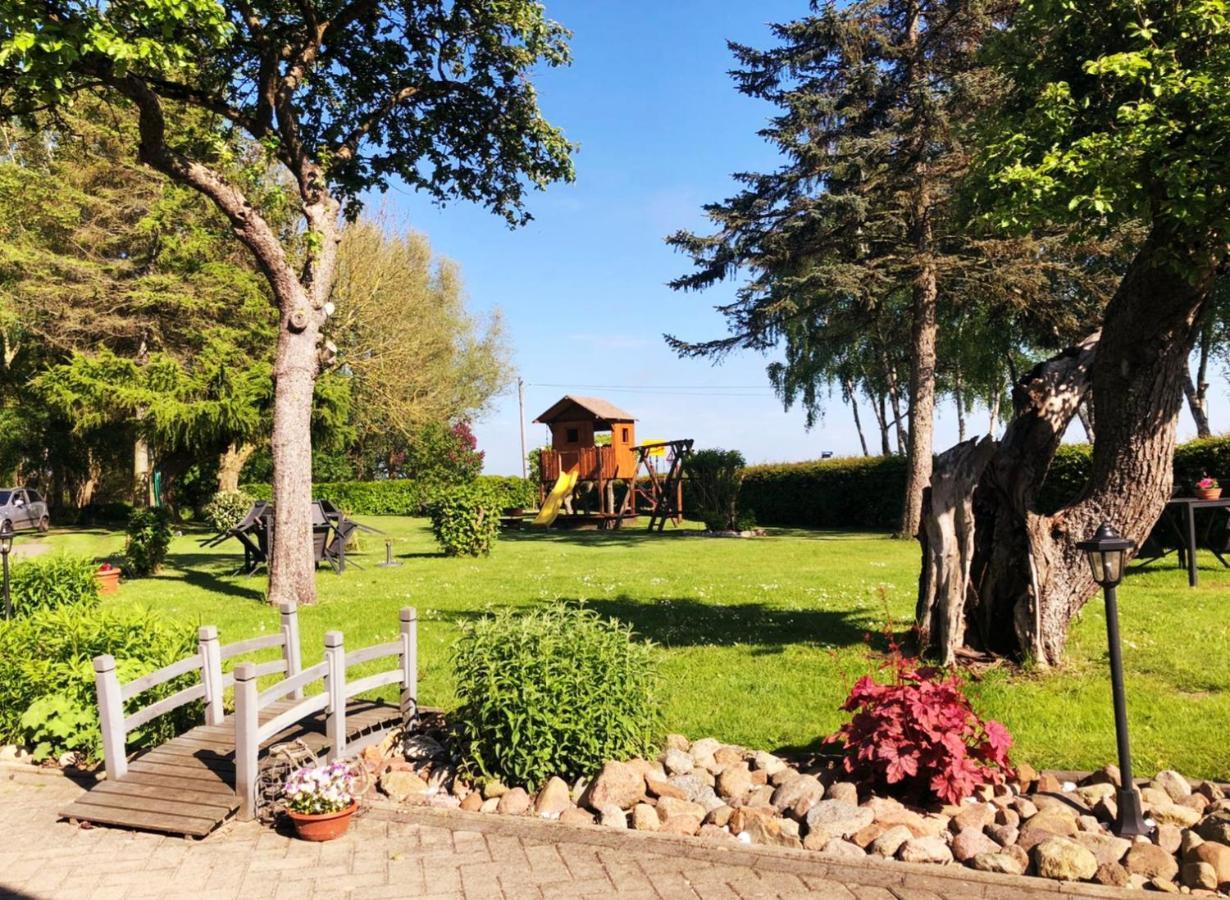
[10,554,99,616]
[0,605,198,759]
[688,448,748,531]
[202,490,253,533]
[427,483,501,557]
[740,456,909,530]
[124,507,172,576]
[451,605,661,790]
[18,693,96,762]
[243,476,534,518]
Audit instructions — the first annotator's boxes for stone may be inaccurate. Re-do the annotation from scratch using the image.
[645,775,688,801]
[1012,798,1038,819]
[1015,762,1039,788]
[1141,786,1173,809]
[559,807,594,827]
[951,827,999,863]
[662,748,694,776]
[1017,827,1062,853]
[897,837,953,865]
[826,782,858,804]
[459,792,483,812]
[869,825,913,857]
[1093,797,1118,823]
[1183,861,1219,891]
[1181,830,1205,856]
[1093,862,1131,887]
[1196,811,1230,844]
[582,761,645,812]
[1072,831,1131,866]
[804,800,874,844]
[689,738,721,767]
[770,768,798,787]
[657,796,707,823]
[705,805,733,828]
[1036,773,1063,794]
[482,780,508,800]
[713,746,744,770]
[994,807,1020,828]
[1155,823,1183,855]
[871,805,930,837]
[1187,841,1230,885]
[497,787,530,816]
[1076,814,1101,832]
[1026,806,1079,836]
[429,793,460,810]
[817,838,867,860]
[770,774,825,819]
[971,852,1026,876]
[1155,770,1193,802]
[659,814,702,836]
[379,770,430,802]
[1148,876,1179,892]
[698,824,735,842]
[480,797,499,813]
[1084,764,1122,788]
[748,768,768,786]
[745,785,774,808]
[716,764,753,801]
[728,805,775,834]
[669,774,717,805]
[985,824,1018,847]
[1196,781,1226,803]
[751,751,787,776]
[1152,801,1201,828]
[535,777,572,819]
[631,803,658,831]
[600,805,628,829]
[1034,837,1099,881]
[741,812,800,848]
[851,823,889,848]
[950,804,995,833]
[1077,783,1117,807]
[1125,842,1179,881]
[664,733,690,752]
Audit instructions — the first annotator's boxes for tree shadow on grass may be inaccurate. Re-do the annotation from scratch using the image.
[573,594,909,655]
[149,552,267,602]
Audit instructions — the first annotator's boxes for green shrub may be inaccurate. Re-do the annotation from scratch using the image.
[202,490,253,532]
[10,554,99,616]
[124,507,172,576]
[241,475,535,517]
[451,605,661,789]
[688,448,748,531]
[427,483,501,556]
[0,606,199,760]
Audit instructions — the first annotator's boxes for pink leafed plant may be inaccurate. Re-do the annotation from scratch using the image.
[1197,476,1219,490]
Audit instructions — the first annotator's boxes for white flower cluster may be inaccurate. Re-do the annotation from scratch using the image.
[282,761,357,815]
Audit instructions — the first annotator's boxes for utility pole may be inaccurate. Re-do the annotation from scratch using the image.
[518,378,528,479]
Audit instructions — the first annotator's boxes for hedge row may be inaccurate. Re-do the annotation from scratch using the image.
[739,436,1230,530]
[241,476,535,517]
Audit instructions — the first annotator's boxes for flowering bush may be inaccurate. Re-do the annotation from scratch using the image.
[828,653,1013,805]
[283,762,359,815]
[1197,475,1220,490]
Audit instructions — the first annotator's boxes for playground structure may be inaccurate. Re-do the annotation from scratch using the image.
[531,395,693,530]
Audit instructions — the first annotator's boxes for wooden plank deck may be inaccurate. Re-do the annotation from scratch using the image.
[59,698,402,837]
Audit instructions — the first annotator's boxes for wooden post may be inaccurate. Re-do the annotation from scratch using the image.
[233,662,259,821]
[399,607,417,722]
[93,654,127,781]
[324,631,346,760]
[198,625,224,727]
[279,602,303,700]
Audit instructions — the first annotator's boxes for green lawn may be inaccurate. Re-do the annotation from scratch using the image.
[31,517,1230,778]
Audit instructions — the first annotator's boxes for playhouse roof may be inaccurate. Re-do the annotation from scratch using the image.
[533,395,636,425]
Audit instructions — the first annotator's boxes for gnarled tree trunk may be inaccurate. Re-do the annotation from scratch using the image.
[918,224,1220,665]
[217,442,255,492]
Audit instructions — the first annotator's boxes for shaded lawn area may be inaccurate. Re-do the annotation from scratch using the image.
[43,516,1230,778]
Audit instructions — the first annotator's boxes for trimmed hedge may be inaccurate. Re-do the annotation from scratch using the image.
[740,435,1230,530]
[241,476,535,517]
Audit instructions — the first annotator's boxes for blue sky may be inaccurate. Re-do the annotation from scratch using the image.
[380,1,1221,476]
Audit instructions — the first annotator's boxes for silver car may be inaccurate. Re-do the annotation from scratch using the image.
[0,488,50,533]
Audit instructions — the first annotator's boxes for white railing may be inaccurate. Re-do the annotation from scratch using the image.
[232,607,417,820]
[93,603,303,782]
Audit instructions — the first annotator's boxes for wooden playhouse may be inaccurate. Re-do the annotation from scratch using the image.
[532,395,692,530]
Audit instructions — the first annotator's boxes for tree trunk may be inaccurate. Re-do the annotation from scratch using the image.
[886,365,908,455]
[988,391,1001,438]
[843,376,870,456]
[133,435,152,508]
[872,390,892,456]
[918,222,1220,665]
[954,372,966,443]
[1184,322,1212,437]
[1076,402,1095,443]
[217,442,255,492]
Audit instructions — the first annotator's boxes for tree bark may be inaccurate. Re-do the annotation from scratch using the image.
[872,390,892,456]
[843,376,870,456]
[1184,322,1212,437]
[918,221,1220,665]
[954,372,966,443]
[133,435,152,508]
[217,442,255,492]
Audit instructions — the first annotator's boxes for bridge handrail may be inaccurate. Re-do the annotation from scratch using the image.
[119,653,204,702]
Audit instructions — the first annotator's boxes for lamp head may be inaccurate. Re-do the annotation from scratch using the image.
[1076,522,1136,587]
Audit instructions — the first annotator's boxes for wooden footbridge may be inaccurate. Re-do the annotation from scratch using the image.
[59,604,417,837]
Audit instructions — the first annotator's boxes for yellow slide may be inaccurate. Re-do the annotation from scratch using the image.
[533,469,578,526]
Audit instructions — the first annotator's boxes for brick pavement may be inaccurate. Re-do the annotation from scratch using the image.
[0,771,1146,900]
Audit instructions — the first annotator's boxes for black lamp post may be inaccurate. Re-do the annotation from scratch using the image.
[1076,522,1150,837]
[0,520,14,620]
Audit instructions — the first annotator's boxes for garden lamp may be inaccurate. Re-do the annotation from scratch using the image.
[0,520,13,619]
[1076,522,1149,837]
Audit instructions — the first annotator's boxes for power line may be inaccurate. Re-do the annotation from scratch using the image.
[527,382,775,393]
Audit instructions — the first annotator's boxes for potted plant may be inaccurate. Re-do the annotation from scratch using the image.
[282,762,360,841]
[94,563,121,594]
[1196,476,1222,500]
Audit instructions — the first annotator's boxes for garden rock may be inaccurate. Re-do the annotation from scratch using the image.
[951,827,998,863]
[713,746,744,770]
[460,792,483,812]
[1154,823,1182,855]
[657,796,706,823]
[950,803,994,833]
[482,780,508,800]
[1072,831,1131,865]
[582,761,644,811]
[985,824,1018,847]
[559,807,594,827]
[705,805,733,828]
[970,852,1025,876]
[804,800,874,843]
[379,770,429,802]
[1017,827,1062,853]
[699,824,736,842]
[480,798,499,813]
[716,764,753,801]
[534,777,571,818]
[1024,806,1078,836]
[1187,840,1230,884]
[664,733,690,752]
[897,837,952,865]
[869,825,913,858]
[645,775,687,801]
[1155,770,1193,801]
[689,738,721,767]
[1034,837,1098,881]
[819,838,867,860]
[1077,783,1116,807]
[601,806,628,829]
[745,785,774,808]
[1197,811,1230,844]
[497,787,531,816]
[1181,830,1205,856]
[662,748,693,776]
[770,774,824,819]
[659,813,702,836]
[1125,842,1179,881]
[1151,801,1200,828]
[1094,862,1131,888]
[826,782,858,804]
[1183,861,1219,891]
[994,807,1020,828]
[752,751,786,776]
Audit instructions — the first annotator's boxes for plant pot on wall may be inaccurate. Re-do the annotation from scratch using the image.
[95,564,121,594]
[286,802,357,841]
[1196,487,1223,500]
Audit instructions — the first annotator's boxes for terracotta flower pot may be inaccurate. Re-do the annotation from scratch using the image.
[95,566,121,595]
[287,802,358,841]
[1196,487,1222,500]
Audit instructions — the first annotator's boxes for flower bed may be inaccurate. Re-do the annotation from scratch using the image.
[361,725,1230,895]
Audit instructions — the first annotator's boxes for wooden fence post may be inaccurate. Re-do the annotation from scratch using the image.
[198,625,224,727]
[399,607,417,723]
[279,602,302,700]
[233,662,259,821]
[93,655,127,781]
[324,631,346,760]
